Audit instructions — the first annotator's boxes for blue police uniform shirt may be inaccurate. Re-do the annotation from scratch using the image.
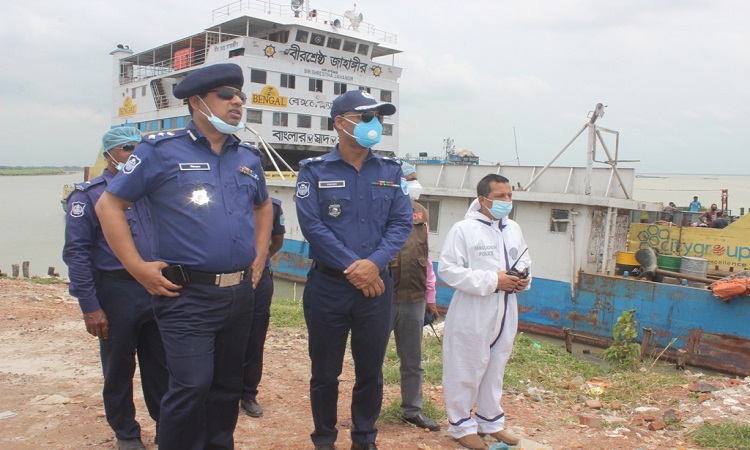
[63,169,153,314]
[294,145,412,271]
[266,197,286,268]
[106,123,269,273]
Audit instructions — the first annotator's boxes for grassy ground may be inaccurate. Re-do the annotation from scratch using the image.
[0,168,72,175]
[268,298,750,448]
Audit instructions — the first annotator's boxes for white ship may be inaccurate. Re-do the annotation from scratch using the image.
[110,0,402,168]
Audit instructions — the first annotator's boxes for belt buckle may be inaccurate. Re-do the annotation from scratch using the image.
[217,271,243,287]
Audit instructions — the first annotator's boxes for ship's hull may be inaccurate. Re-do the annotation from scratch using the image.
[271,239,750,376]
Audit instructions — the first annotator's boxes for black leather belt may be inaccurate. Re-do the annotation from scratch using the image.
[312,261,347,280]
[185,268,250,287]
[100,269,135,281]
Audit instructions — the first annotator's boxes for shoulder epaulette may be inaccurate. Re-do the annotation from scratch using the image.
[271,197,282,206]
[143,130,185,147]
[299,156,326,168]
[239,142,261,155]
[74,176,106,192]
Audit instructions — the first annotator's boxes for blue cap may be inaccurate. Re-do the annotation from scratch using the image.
[330,89,396,119]
[102,127,142,153]
[173,63,244,99]
[400,161,416,176]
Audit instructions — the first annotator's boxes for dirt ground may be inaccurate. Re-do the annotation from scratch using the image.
[1,278,748,450]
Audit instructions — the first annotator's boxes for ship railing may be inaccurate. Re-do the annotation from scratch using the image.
[121,46,211,84]
[211,0,397,44]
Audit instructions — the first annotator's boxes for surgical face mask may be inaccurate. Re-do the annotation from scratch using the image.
[105,151,126,172]
[407,179,423,200]
[342,114,382,148]
[199,98,246,134]
[484,198,513,219]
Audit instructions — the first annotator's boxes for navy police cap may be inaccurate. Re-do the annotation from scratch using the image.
[330,90,396,119]
[173,63,244,99]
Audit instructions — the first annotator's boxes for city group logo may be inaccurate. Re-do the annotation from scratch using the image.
[636,224,672,252]
[712,244,727,256]
[370,65,382,77]
[264,44,276,58]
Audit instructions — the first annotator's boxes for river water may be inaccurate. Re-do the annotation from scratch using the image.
[1,172,749,277]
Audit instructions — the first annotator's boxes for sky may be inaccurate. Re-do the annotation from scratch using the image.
[1,0,748,174]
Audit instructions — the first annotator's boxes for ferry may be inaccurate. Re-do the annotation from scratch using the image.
[98,1,750,376]
[109,0,401,168]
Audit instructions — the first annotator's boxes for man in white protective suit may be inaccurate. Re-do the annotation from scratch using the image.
[438,173,531,450]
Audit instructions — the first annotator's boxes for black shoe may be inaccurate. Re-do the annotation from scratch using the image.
[350,443,378,450]
[115,438,146,450]
[402,412,440,431]
[314,444,336,450]
[240,398,264,418]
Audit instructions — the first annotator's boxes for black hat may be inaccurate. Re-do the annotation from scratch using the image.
[330,89,396,119]
[173,63,244,99]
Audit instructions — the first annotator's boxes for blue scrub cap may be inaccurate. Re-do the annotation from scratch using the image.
[400,161,416,176]
[102,127,143,153]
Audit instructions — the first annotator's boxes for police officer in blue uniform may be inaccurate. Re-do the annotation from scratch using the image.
[95,63,273,450]
[295,90,413,450]
[63,127,168,450]
[241,197,285,418]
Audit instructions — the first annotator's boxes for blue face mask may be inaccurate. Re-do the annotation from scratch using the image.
[105,151,126,172]
[343,115,382,148]
[484,198,513,219]
[199,98,246,135]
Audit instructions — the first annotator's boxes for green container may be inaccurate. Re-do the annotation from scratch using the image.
[657,254,681,272]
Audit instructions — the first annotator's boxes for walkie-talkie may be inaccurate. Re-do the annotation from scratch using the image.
[506,248,529,279]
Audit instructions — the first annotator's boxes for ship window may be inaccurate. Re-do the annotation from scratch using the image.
[309,78,323,92]
[382,123,393,136]
[251,70,267,84]
[416,200,440,233]
[163,118,172,129]
[149,120,159,132]
[295,30,308,43]
[280,74,296,89]
[380,90,392,102]
[334,83,347,95]
[138,122,147,132]
[320,116,334,131]
[176,117,186,128]
[141,86,147,97]
[551,209,569,232]
[273,112,288,127]
[246,109,262,124]
[297,114,312,128]
[310,33,325,46]
[357,43,369,56]
[326,37,342,50]
[358,86,371,93]
[342,40,357,53]
[269,30,289,43]
[131,88,137,99]
[229,48,245,58]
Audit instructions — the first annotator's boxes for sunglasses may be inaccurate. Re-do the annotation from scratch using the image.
[118,144,136,151]
[343,111,384,123]
[208,87,247,104]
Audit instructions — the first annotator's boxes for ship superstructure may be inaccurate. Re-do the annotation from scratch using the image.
[110,0,402,167]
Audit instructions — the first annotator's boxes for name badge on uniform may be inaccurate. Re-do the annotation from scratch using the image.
[179,163,210,171]
[328,201,342,218]
[319,180,345,189]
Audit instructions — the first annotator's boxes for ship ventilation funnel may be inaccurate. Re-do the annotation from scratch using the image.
[332,19,341,28]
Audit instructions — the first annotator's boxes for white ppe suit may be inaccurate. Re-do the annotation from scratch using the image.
[438,199,531,439]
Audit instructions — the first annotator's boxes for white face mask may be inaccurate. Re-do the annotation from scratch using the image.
[199,98,246,134]
[407,180,423,200]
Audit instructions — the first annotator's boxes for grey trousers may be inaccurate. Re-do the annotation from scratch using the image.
[389,300,426,417]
